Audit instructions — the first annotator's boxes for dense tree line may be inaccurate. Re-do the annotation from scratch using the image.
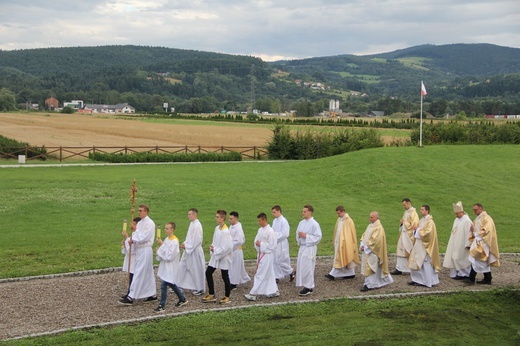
[0,44,519,115]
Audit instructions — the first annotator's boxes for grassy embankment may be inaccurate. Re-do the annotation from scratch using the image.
[4,290,519,345]
[0,145,518,279]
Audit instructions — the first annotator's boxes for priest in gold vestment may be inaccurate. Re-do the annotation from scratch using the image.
[408,205,441,288]
[359,211,393,291]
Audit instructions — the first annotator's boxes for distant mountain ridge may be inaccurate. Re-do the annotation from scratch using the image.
[0,43,519,113]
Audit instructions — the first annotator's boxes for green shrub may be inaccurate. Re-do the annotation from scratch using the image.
[88,151,242,163]
[411,121,520,145]
[0,134,47,160]
[267,124,384,160]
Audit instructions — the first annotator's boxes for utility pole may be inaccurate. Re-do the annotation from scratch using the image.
[250,64,256,114]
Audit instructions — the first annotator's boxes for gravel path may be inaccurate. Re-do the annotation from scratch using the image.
[1,254,519,341]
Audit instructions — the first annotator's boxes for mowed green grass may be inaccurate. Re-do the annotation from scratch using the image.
[0,145,519,278]
[5,290,519,345]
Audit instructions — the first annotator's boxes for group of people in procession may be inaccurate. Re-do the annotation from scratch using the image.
[118,199,500,312]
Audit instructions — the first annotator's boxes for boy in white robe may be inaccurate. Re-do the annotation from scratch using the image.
[202,210,233,304]
[119,204,157,305]
[228,211,251,290]
[443,201,472,279]
[177,208,206,296]
[271,205,295,282]
[295,204,322,296]
[154,222,188,312]
[245,213,278,301]
[120,217,140,301]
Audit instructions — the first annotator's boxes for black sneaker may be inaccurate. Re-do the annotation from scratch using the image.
[118,296,133,305]
[477,279,492,285]
[230,284,237,291]
[153,305,165,312]
[175,299,188,307]
[324,274,335,281]
[390,269,402,275]
[144,296,158,303]
[299,288,313,296]
[360,285,371,292]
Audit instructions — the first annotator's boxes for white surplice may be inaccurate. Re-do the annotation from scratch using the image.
[128,215,157,299]
[295,217,322,289]
[208,224,233,270]
[272,215,294,279]
[177,219,206,292]
[156,236,180,285]
[249,225,278,296]
[229,222,251,285]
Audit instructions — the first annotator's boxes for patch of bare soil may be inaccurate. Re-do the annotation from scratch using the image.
[1,254,518,340]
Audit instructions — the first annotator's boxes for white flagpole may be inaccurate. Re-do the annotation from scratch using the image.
[419,81,424,147]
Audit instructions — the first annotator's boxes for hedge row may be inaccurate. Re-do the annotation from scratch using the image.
[146,113,419,129]
[0,135,47,160]
[411,121,520,145]
[267,124,384,160]
[88,151,243,163]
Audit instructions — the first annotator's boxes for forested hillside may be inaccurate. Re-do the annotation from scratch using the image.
[0,44,519,116]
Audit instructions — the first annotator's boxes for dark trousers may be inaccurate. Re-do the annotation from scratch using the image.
[206,265,231,297]
[469,267,492,282]
[126,273,134,295]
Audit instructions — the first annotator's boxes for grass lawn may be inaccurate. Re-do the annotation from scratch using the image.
[0,145,518,279]
[5,290,519,345]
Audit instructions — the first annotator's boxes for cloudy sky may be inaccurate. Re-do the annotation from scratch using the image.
[1,0,518,61]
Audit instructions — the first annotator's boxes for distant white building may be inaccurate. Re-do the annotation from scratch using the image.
[83,103,136,114]
[63,100,84,110]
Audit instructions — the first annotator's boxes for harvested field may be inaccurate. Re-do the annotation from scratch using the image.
[0,113,272,147]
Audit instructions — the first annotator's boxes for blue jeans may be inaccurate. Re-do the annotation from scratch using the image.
[160,280,186,307]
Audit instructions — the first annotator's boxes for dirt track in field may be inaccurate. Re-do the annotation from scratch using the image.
[0,113,272,147]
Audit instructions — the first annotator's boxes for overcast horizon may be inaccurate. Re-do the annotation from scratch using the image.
[1,1,518,61]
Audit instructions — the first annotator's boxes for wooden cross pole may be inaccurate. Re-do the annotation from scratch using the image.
[127,178,137,286]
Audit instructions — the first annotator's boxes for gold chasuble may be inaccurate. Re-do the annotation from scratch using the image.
[396,207,419,257]
[360,219,390,276]
[333,214,360,268]
[408,215,441,272]
[470,211,500,266]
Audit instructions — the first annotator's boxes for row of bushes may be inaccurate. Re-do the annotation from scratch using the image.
[0,135,47,160]
[267,124,384,160]
[146,112,419,129]
[411,121,520,145]
[88,151,243,163]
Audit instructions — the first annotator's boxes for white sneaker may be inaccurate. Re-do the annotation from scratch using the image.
[266,291,280,298]
[244,294,256,301]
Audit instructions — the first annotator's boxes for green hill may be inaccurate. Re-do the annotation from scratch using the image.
[0,44,519,114]
[1,144,518,278]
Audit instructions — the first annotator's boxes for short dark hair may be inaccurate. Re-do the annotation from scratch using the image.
[473,203,483,209]
[336,205,345,212]
[422,204,430,213]
[139,204,149,212]
[189,208,198,214]
[133,217,141,223]
[216,209,227,219]
[166,221,176,230]
[304,204,314,213]
[271,205,282,212]
[257,213,267,221]
[402,198,411,203]
[230,211,239,218]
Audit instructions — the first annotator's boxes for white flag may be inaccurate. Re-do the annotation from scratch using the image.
[421,81,427,96]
